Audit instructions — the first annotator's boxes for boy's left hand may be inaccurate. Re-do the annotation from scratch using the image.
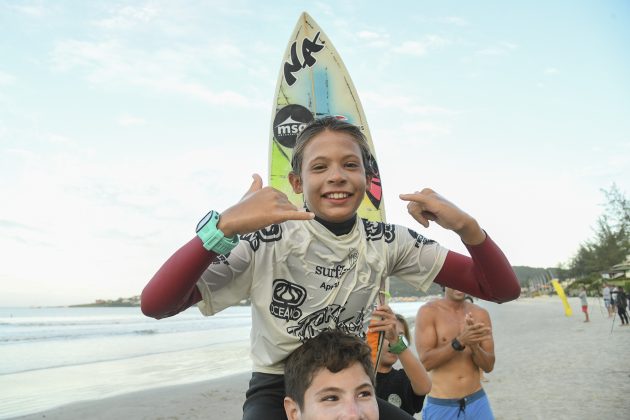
[399,188,486,245]
[369,304,399,343]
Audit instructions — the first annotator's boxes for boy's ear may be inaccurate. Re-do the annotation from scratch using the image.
[283,396,301,420]
[288,172,303,194]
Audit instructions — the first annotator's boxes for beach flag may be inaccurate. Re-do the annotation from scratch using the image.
[551,279,573,317]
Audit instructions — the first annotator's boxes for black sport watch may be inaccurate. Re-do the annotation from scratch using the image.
[451,337,466,351]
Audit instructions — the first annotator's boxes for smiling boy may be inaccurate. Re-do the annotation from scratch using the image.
[284,330,379,420]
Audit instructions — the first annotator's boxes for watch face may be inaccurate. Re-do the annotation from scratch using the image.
[400,335,409,347]
[196,211,216,233]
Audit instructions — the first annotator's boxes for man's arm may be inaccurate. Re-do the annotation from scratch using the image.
[415,305,458,371]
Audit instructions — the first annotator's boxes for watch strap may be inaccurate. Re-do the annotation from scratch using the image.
[451,337,466,351]
[388,335,408,355]
[196,211,239,254]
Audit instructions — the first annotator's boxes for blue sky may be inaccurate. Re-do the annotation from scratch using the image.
[1,0,629,306]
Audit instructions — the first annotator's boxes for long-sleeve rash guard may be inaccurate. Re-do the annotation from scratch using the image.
[141,230,519,320]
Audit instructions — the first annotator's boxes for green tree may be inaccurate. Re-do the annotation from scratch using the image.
[568,184,630,281]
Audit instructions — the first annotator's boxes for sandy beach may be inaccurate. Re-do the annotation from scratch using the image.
[15,296,630,419]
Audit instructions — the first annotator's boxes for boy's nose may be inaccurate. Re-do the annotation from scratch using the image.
[327,166,346,182]
[339,400,361,419]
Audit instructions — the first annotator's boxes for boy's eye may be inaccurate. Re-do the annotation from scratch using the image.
[345,161,360,168]
[321,394,339,402]
[312,164,326,171]
[358,390,373,399]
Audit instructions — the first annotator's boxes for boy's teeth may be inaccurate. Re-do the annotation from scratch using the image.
[328,193,348,199]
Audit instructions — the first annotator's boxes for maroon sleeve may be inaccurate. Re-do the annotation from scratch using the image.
[141,237,215,319]
[434,233,520,303]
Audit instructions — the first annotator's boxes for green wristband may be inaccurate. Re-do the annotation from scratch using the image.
[195,211,239,254]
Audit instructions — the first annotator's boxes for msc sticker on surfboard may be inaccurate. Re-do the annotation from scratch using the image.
[268,12,386,222]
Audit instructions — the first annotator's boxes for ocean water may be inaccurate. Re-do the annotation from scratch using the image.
[0,301,423,418]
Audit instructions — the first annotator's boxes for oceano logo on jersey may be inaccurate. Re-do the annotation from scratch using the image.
[270,279,307,321]
[273,104,313,148]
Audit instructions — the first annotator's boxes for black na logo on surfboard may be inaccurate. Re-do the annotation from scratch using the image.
[283,32,325,86]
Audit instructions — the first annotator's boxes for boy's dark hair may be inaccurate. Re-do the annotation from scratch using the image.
[290,116,376,178]
[284,329,375,409]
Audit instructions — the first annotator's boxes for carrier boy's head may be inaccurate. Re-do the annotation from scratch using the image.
[284,329,379,420]
[288,117,375,223]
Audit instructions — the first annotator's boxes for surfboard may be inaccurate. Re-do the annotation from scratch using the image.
[269,12,387,368]
[268,12,385,222]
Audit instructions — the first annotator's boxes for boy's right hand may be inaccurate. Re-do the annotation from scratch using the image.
[218,174,314,237]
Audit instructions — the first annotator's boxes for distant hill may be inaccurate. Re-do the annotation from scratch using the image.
[389,265,554,297]
[512,266,563,286]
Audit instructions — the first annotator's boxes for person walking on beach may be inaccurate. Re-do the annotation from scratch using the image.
[141,117,519,420]
[615,287,629,326]
[579,286,590,323]
[372,309,431,415]
[415,287,495,419]
[603,283,613,317]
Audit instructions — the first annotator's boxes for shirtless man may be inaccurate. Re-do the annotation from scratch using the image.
[415,287,495,419]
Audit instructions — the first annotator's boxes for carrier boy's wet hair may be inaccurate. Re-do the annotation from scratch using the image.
[284,329,375,409]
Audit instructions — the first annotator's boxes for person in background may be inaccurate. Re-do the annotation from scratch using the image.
[416,287,495,419]
[603,283,613,318]
[615,286,628,326]
[579,286,589,323]
[371,308,430,415]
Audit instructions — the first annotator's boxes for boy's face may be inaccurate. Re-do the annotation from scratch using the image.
[445,287,466,301]
[284,361,379,420]
[289,130,370,223]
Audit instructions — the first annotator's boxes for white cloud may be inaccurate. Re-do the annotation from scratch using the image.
[438,16,469,27]
[47,133,72,144]
[401,121,451,136]
[393,36,450,56]
[545,67,559,75]
[93,4,159,29]
[362,90,455,116]
[356,30,390,48]
[50,39,265,109]
[9,3,46,17]
[476,41,517,56]
[117,115,146,127]
[0,70,16,86]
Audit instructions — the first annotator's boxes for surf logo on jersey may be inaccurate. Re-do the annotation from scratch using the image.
[241,224,282,251]
[283,31,325,86]
[287,305,343,340]
[407,228,436,248]
[362,220,395,243]
[270,279,307,321]
[273,104,314,148]
[316,248,358,290]
[287,305,367,341]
